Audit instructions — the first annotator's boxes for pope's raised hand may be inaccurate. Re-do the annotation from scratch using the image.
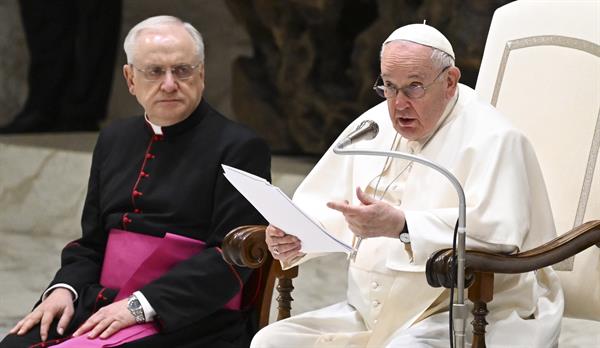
[327,186,405,239]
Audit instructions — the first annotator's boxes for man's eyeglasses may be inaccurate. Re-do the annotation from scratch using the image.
[373,66,450,100]
[131,63,201,81]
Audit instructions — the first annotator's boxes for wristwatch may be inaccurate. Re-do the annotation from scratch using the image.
[127,295,146,324]
[399,223,410,244]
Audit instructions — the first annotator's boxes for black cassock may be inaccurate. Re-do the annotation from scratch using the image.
[1,99,271,348]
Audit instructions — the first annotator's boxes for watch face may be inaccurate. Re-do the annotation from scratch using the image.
[127,296,146,324]
[399,233,410,243]
[129,298,141,309]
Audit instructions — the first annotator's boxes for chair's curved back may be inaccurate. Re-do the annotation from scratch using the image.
[474,0,600,319]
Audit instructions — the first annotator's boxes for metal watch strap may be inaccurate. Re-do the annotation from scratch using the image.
[127,295,146,324]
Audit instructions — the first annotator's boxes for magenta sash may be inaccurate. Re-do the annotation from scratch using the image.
[54,229,241,347]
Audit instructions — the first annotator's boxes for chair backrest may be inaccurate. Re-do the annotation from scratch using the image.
[474,0,600,319]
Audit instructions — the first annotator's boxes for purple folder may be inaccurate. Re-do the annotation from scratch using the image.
[54,228,241,347]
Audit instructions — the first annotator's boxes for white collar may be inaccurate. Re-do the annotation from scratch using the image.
[144,114,163,135]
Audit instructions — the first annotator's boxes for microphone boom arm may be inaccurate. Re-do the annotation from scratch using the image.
[333,145,467,348]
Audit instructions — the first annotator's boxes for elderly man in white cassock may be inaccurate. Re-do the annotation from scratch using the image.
[251,24,563,347]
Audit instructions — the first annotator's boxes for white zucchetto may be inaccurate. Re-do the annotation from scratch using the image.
[383,24,455,59]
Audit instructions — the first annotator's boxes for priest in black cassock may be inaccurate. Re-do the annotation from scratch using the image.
[1,15,271,348]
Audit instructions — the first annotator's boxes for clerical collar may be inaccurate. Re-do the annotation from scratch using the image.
[143,99,207,137]
[144,114,163,135]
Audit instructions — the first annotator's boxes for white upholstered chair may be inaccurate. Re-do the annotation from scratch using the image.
[224,0,600,345]
[427,0,600,346]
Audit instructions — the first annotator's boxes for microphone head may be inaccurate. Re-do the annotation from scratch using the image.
[336,120,379,149]
[359,120,379,140]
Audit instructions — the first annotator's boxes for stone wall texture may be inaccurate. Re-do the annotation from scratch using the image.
[227,0,513,154]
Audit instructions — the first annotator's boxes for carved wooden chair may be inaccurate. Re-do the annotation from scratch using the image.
[223,0,600,343]
[426,1,600,347]
[222,225,298,329]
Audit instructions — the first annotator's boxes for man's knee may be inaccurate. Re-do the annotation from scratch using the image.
[0,332,36,348]
[0,322,54,348]
[250,324,283,348]
[249,326,270,348]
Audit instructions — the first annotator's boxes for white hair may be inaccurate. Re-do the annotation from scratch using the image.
[123,15,204,64]
[380,40,455,68]
[429,47,455,69]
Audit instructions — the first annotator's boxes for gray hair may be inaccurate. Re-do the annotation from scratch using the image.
[380,40,455,69]
[429,47,455,69]
[123,15,204,64]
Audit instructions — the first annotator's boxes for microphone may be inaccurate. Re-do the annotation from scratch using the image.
[336,120,379,149]
[332,129,468,348]
[336,120,378,263]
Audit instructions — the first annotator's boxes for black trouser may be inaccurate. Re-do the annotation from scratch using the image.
[12,0,121,131]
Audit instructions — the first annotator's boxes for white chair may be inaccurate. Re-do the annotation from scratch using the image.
[427,0,600,346]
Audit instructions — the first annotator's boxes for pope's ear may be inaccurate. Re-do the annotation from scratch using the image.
[447,66,461,87]
[445,66,461,97]
[123,64,136,95]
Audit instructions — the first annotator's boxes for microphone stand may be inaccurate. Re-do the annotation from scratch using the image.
[333,145,467,348]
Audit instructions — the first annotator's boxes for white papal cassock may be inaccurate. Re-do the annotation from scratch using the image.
[251,84,563,348]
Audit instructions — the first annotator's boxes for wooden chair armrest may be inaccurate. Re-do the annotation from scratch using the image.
[426,220,600,288]
[425,220,600,348]
[222,225,271,268]
[222,225,299,328]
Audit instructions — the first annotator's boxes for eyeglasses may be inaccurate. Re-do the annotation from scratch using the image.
[131,63,201,81]
[373,66,450,100]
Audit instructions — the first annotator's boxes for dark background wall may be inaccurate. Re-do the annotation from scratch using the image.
[227,0,513,155]
[0,0,512,155]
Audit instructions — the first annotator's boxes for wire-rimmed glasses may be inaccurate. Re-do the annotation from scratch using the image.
[131,63,201,82]
[373,66,450,100]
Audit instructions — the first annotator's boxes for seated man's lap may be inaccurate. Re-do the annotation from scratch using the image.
[385,313,451,348]
[251,302,456,348]
[251,302,369,348]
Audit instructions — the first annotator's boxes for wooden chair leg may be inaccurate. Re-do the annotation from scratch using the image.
[468,271,494,348]
[275,266,299,321]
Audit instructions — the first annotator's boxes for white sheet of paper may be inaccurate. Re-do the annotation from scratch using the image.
[222,164,352,254]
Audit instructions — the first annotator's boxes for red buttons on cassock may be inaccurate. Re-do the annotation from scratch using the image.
[152,135,163,141]
[121,213,132,228]
[133,190,143,197]
[145,153,155,159]
[140,171,150,178]
[134,208,141,213]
